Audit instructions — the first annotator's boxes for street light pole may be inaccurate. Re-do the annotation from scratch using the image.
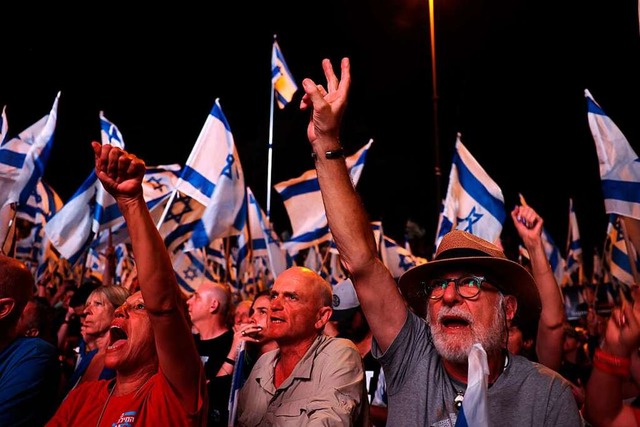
[428,0,442,214]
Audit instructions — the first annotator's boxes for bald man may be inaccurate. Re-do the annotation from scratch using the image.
[0,255,60,426]
[186,281,234,427]
[237,266,369,426]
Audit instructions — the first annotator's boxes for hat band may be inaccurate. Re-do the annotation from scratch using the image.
[436,248,495,260]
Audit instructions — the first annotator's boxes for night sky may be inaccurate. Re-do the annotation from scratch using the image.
[1,1,639,276]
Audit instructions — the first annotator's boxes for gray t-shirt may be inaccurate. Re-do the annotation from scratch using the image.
[371,311,583,427]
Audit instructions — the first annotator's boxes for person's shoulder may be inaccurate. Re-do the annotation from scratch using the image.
[4,337,57,358]
[319,335,361,357]
[509,354,574,387]
[65,378,111,400]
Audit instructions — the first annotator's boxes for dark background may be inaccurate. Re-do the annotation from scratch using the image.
[1,1,639,277]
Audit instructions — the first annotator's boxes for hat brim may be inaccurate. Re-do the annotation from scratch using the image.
[398,256,541,331]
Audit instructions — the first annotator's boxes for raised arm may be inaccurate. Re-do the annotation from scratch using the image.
[511,205,565,370]
[584,301,640,426]
[92,142,203,412]
[300,58,406,351]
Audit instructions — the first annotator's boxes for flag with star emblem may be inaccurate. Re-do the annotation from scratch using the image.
[272,39,298,109]
[586,89,640,220]
[236,187,291,290]
[274,138,373,256]
[14,179,63,279]
[604,213,640,286]
[45,112,126,265]
[0,92,60,210]
[157,98,246,253]
[90,163,181,252]
[437,133,505,248]
[185,99,246,251]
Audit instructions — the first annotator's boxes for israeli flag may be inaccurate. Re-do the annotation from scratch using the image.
[381,235,419,281]
[586,89,640,220]
[90,163,181,252]
[45,172,98,265]
[186,100,246,250]
[45,113,126,265]
[604,213,640,286]
[15,180,63,277]
[439,133,505,247]
[236,188,291,284]
[93,112,127,232]
[0,92,60,209]
[274,139,373,255]
[272,39,298,109]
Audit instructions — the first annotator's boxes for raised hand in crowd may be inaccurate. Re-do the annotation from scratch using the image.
[46,143,206,426]
[301,57,581,426]
[584,299,640,426]
[511,204,566,370]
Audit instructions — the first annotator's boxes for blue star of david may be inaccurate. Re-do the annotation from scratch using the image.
[146,176,165,192]
[182,266,199,281]
[220,154,235,180]
[613,219,625,242]
[398,254,414,271]
[166,197,193,223]
[106,126,122,145]
[457,206,483,233]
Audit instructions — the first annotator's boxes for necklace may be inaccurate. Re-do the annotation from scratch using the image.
[95,379,116,427]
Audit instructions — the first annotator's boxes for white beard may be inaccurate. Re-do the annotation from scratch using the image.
[428,295,506,363]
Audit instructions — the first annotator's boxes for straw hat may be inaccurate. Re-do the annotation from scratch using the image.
[398,230,541,329]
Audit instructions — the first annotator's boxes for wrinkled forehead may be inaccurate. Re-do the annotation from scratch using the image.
[126,291,144,305]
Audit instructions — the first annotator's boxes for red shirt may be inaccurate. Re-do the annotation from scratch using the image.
[47,371,206,427]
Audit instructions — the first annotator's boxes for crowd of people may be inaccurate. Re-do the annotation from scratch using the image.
[0,57,638,427]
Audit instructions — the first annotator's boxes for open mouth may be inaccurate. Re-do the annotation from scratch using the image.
[108,326,129,350]
[270,316,285,324]
[441,316,470,329]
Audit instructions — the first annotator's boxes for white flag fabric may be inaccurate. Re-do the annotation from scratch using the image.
[0,92,60,209]
[171,98,238,206]
[586,89,640,220]
[438,133,505,248]
[186,99,246,250]
[45,172,97,265]
[454,343,489,427]
[45,113,127,265]
[236,187,291,285]
[272,39,298,109]
[274,139,373,255]
[93,112,127,232]
[381,234,422,281]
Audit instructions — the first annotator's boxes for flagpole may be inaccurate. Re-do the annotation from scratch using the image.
[156,190,178,230]
[266,34,277,222]
[428,0,442,217]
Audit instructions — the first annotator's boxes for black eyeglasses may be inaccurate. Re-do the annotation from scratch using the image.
[424,275,489,300]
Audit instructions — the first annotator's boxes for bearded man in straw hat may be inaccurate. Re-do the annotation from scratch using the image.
[299,56,582,426]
